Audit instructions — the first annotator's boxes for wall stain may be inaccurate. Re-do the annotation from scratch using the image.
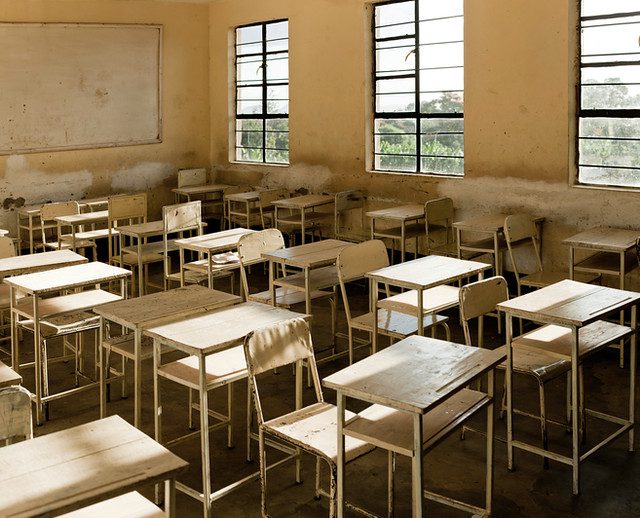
[2,197,25,210]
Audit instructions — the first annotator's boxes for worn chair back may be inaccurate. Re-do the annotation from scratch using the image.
[237,229,285,299]
[424,197,456,255]
[40,201,80,248]
[0,236,16,259]
[107,193,147,262]
[162,201,203,279]
[334,190,366,238]
[258,188,289,228]
[178,168,207,188]
[0,385,33,445]
[244,318,319,424]
[459,276,509,348]
[503,214,543,286]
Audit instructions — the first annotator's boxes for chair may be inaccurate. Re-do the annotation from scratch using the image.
[108,193,164,297]
[0,385,32,445]
[220,185,252,228]
[334,190,369,243]
[336,239,450,364]
[244,318,381,517]
[257,188,289,230]
[40,202,97,260]
[504,214,600,295]
[177,168,208,189]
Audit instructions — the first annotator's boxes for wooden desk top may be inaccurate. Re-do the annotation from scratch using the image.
[4,261,130,295]
[262,239,353,268]
[224,190,261,203]
[0,250,87,278]
[453,213,545,232]
[0,415,187,518]
[273,194,334,209]
[0,360,22,388]
[116,220,164,238]
[366,204,424,221]
[172,184,231,196]
[366,254,490,290]
[497,279,640,327]
[144,301,309,356]
[175,228,255,254]
[94,285,241,329]
[324,335,505,415]
[562,227,639,252]
[54,210,109,226]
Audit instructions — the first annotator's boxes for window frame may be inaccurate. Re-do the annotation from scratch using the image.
[371,0,464,177]
[577,5,640,188]
[234,18,289,165]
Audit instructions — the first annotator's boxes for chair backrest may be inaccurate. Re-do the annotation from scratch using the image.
[163,201,203,278]
[424,197,455,252]
[237,229,285,298]
[40,201,81,246]
[244,318,321,424]
[334,190,366,237]
[0,386,33,445]
[107,193,147,261]
[0,236,16,259]
[258,189,290,228]
[503,214,543,282]
[458,276,509,348]
[178,168,207,188]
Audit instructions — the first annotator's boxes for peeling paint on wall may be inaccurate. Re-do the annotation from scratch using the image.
[111,162,174,192]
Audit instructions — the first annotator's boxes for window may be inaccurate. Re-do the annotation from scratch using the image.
[234,20,289,164]
[373,0,464,176]
[578,1,640,187]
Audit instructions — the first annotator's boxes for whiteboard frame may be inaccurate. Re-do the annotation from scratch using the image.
[0,22,163,155]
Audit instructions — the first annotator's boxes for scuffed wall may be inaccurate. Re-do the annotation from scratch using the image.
[0,0,210,234]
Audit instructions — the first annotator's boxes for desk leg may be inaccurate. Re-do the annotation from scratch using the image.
[137,239,144,297]
[99,317,107,418]
[269,261,276,306]
[33,295,43,426]
[179,247,185,287]
[417,287,424,336]
[571,327,580,495]
[493,231,500,276]
[336,391,346,518]
[486,369,495,514]
[506,314,514,471]
[153,339,163,505]
[401,223,406,263]
[199,357,213,518]
[372,279,379,354]
[412,413,424,517]
[301,210,307,245]
[629,304,636,452]
[29,214,34,254]
[10,287,18,372]
[304,268,311,316]
[164,479,176,517]
[134,329,142,429]
[619,252,626,368]
[569,246,575,280]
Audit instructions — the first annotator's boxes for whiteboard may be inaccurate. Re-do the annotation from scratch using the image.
[0,23,162,154]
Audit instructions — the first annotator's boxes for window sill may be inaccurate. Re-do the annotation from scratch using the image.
[367,169,464,180]
[228,161,290,169]
[571,182,640,193]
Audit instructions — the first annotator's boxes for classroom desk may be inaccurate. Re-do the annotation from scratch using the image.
[366,255,490,353]
[175,227,255,288]
[497,280,639,495]
[6,261,130,424]
[0,415,187,517]
[172,184,231,222]
[95,285,241,428]
[0,249,87,278]
[55,209,109,252]
[273,194,333,245]
[453,213,545,275]
[0,359,21,387]
[144,301,309,517]
[324,336,505,517]
[366,204,424,263]
[224,190,262,228]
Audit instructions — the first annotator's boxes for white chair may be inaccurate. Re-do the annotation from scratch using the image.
[337,239,450,364]
[177,168,208,189]
[0,385,33,445]
[257,188,290,229]
[244,318,381,517]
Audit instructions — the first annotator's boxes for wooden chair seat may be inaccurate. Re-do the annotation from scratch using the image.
[512,320,632,362]
[264,401,375,463]
[273,265,339,291]
[59,491,164,518]
[19,311,100,338]
[351,309,448,338]
[103,334,171,361]
[378,284,460,315]
[495,345,570,383]
[248,287,333,308]
[157,345,247,390]
[183,257,240,274]
[344,389,489,457]
[0,360,22,388]
[519,270,600,289]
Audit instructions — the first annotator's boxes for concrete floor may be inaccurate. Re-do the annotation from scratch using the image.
[14,267,640,517]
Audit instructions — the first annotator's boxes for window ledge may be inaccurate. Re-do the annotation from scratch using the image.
[571,182,640,193]
[229,160,290,169]
[367,169,464,180]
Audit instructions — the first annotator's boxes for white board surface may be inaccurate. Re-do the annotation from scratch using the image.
[0,23,162,154]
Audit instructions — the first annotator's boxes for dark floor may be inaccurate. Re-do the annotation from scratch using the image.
[10,264,640,517]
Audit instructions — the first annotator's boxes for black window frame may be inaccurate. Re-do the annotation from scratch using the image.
[372,0,464,176]
[234,19,289,165]
[577,5,640,187]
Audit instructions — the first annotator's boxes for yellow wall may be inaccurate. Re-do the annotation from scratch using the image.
[209,0,640,273]
[0,0,210,228]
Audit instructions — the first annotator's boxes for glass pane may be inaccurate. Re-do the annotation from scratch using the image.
[581,83,640,110]
[420,91,463,113]
[236,41,262,57]
[376,154,417,173]
[582,1,638,18]
[419,0,463,20]
[237,147,263,162]
[421,156,464,175]
[266,118,288,132]
[237,25,262,46]
[376,42,416,77]
[267,99,288,114]
[266,55,288,81]
[579,166,640,187]
[376,93,416,113]
[267,84,288,101]
[582,16,640,62]
[236,130,263,148]
[237,86,262,101]
[376,132,417,155]
[420,42,463,69]
[421,127,463,157]
[418,17,463,44]
[376,77,415,95]
[375,117,417,135]
[420,68,464,91]
[266,21,288,41]
[375,1,415,39]
[237,119,263,132]
[266,149,289,164]
[266,131,289,150]
[580,117,640,139]
[237,100,262,115]
[236,56,263,85]
[579,137,640,168]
